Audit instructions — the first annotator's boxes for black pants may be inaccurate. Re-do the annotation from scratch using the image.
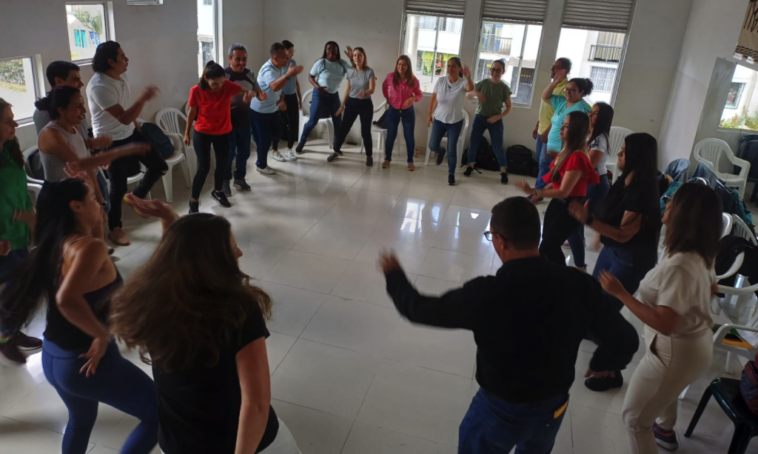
[335,98,373,156]
[192,130,230,199]
[273,93,299,151]
[540,198,583,266]
[107,130,168,230]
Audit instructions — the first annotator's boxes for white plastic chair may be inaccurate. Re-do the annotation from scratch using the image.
[425,110,470,167]
[22,146,45,202]
[159,132,192,202]
[694,138,751,199]
[156,108,196,197]
[299,89,334,149]
[126,165,151,201]
[361,101,388,155]
[606,126,633,182]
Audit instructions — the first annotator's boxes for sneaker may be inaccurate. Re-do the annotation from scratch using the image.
[653,423,679,451]
[463,166,474,177]
[12,332,42,353]
[0,341,26,366]
[189,200,199,214]
[211,190,231,208]
[584,371,623,392]
[233,179,252,191]
[295,141,305,155]
[108,227,130,246]
[222,179,232,196]
[501,172,509,185]
[327,153,339,163]
[435,147,447,165]
[366,156,373,167]
[272,151,285,162]
[448,174,455,186]
[257,166,276,176]
[284,150,298,161]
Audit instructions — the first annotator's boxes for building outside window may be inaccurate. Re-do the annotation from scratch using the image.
[66,3,109,62]
[403,14,464,92]
[0,57,40,122]
[720,65,758,131]
[197,0,217,76]
[726,82,745,109]
[590,66,617,92]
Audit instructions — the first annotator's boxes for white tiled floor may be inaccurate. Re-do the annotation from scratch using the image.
[2,141,755,453]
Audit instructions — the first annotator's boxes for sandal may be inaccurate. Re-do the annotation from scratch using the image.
[407,162,415,171]
[382,160,391,169]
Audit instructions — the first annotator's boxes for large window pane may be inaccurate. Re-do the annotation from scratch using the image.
[720,65,758,131]
[0,57,38,121]
[197,0,217,76]
[66,4,107,62]
[403,14,463,93]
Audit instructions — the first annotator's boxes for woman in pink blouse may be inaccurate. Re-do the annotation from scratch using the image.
[381,55,423,170]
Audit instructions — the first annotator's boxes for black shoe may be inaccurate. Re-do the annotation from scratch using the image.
[653,422,679,451]
[584,371,623,392]
[211,190,231,208]
[189,201,199,214]
[463,166,474,177]
[108,248,115,256]
[501,172,509,185]
[295,141,305,155]
[366,156,373,167]
[335,150,344,156]
[448,174,455,186]
[233,179,251,191]
[435,147,447,165]
[222,179,232,196]
[327,153,339,163]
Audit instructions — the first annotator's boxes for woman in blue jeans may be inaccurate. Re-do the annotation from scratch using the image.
[381,55,423,170]
[567,102,614,270]
[427,57,474,185]
[569,133,661,391]
[0,179,161,454]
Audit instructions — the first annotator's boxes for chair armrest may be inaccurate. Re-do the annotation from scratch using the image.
[163,132,185,157]
[717,253,744,280]
[714,323,758,345]
[718,281,758,295]
[27,174,44,186]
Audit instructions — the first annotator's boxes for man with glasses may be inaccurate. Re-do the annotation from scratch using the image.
[379,196,638,454]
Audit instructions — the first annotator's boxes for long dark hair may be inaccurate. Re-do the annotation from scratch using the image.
[551,111,590,183]
[0,179,90,334]
[393,55,416,87]
[92,41,121,73]
[110,214,273,373]
[198,61,226,90]
[589,102,613,145]
[0,99,23,168]
[318,41,346,74]
[664,183,722,267]
[35,85,81,121]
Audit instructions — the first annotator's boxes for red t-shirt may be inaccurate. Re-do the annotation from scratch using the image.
[542,152,600,197]
[188,80,241,135]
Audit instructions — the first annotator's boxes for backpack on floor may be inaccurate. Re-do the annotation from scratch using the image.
[506,145,537,177]
[740,352,758,415]
[461,137,499,171]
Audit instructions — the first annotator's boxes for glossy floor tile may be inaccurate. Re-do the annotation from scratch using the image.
[2,144,748,453]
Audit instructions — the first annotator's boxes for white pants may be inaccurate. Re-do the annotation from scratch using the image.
[622,327,712,454]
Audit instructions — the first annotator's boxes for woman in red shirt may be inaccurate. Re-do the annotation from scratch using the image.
[517,111,599,266]
[184,61,256,214]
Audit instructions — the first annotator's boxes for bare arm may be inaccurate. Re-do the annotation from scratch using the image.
[366,77,376,96]
[499,96,512,120]
[542,70,567,103]
[339,81,351,114]
[184,106,198,143]
[600,272,680,335]
[234,337,271,454]
[296,79,303,108]
[427,93,437,127]
[39,129,104,204]
[103,86,158,126]
[269,64,303,93]
[570,205,643,243]
[589,149,604,168]
[308,74,322,90]
[518,169,583,199]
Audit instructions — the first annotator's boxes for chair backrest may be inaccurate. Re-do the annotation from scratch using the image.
[732,214,758,245]
[722,212,733,239]
[301,89,314,116]
[155,108,187,136]
[608,126,633,159]
[694,139,733,174]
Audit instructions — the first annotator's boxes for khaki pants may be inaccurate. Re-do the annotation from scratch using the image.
[622,327,713,454]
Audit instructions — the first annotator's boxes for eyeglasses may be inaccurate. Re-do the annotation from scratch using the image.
[483,231,504,242]
[565,88,579,94]
[490,67,503,73]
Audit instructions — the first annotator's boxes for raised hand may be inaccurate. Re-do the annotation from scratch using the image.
[378,249,402,274]
[553,69,568,84]
[286,62,304,78]
[345,46,354,60]
[599,271,626,299]
[515,180,532,194]
[140,85,159,102]
[63,161,86,179]
[462,65,472,79]
[124,194,176,220]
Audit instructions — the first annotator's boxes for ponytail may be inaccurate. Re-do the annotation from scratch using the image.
[34,85,80,121]
[198,61,225,90]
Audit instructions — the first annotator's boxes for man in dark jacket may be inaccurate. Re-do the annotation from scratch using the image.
[380,196,639,454]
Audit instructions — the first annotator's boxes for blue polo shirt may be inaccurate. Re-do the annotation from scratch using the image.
[309,59,350,94]
[250,60,288,114]
[547,95,592,152]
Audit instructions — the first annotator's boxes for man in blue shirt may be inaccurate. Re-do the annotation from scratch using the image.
[271,40,303,162]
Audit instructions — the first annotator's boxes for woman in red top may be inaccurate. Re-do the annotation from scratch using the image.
[517,111,598,266]
[184,61,256,214]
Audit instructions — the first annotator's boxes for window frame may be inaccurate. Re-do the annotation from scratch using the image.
[197,0,221,76]
[65,1,115,65]
[726,82,745,109]
[0,55,44,124]
[589,66,617,92]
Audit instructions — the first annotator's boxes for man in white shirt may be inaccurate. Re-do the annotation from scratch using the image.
[87,41,167,246]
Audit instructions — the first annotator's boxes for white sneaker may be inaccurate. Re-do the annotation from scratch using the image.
[256,165,276,175]
[271,151,285,162]
[284,150,298,161]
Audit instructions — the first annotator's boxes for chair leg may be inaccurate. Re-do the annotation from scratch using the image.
[728,424,750,454]
[162,168,174,203]
[678,385,689,401]
[684,385,713,437]
[180,159,191,188]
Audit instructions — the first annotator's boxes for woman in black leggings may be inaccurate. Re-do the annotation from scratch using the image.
[516,111,599,266]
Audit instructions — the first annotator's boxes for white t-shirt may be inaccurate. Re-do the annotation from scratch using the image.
[637,252,715,337]
[432,76,467,124]
[86,72,135,141]
[589,133,609,177]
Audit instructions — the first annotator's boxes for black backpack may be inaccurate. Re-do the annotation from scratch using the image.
[461,137,499,171]
[506,145,537,177]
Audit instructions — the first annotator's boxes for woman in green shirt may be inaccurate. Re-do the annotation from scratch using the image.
[0,99,43,366]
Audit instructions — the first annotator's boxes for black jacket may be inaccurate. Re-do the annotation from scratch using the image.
[385,256,639,404]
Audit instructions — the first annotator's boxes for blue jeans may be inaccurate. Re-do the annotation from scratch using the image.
[535,140,554,190]
[95,171,110,213]
[593,245,657,311]
[459,389,568,454]
[299,89,342,148]
[567,175,610,267]
[226,126,252,181]
[385,105,416,162]
[0,248,29,337]
[429,119,464,174]
[250,109,281,170]
[468,115,506,169]
[42,340,158,454]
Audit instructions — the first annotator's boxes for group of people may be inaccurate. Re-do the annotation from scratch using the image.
[0,37,728,454]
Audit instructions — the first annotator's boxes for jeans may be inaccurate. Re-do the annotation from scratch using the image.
[250,109,282,170]
[226,126,252,181]
[467,115,506,169]
[593,245,657,311]
[95,171,110,213]
[429,118,464,174]
[567,175,610,268]
[540,198,582,266]
[459,389,568,454]
[42,340,158,454]
[0,248,29,337]
[299,89,342,148]
[192,130,230,199]
[535,142,554,190]
[335,97,374,156]
[385,105,415,163]
[273,93,299,151]
[106,130,168,230]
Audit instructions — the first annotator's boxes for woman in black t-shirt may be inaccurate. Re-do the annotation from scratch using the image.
[110,207,293,454]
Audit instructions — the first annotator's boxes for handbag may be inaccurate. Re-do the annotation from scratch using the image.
[140,122,174,160]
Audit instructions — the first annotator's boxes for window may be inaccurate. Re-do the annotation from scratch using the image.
[726,82,745,109]
[475,22,542,105]
[0,57,40,122]
[403,14,464,92]
[66,4,109,62]
[590,66,616,92]
[203,0,212,4]
[197,0,218,75]
[720,65,758,131]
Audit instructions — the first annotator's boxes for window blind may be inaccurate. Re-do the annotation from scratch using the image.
[563,0,636,32]
[405,0,467,17]
[482,0,548,23]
